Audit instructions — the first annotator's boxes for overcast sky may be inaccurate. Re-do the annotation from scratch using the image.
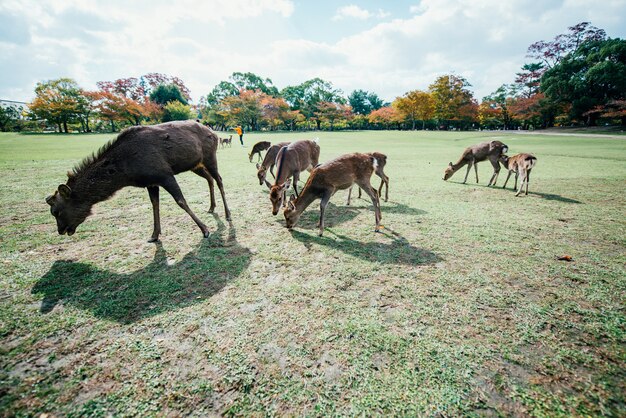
[1,0,625,104]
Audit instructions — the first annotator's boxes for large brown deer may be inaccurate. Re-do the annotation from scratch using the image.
[269,139,320,215]
[443,140,508,185]
[347,151,389,204]
[45,121,231,242]
[256,141,291,187]
[283,153,382,236]
[500,153,537,196]
[248,141,271,163]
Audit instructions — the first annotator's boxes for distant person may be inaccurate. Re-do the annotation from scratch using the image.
[235,126,244,147]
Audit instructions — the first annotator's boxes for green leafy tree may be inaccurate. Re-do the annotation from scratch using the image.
[541,37,626,125]
[348,90,383,115]
[429,75,476,129]
[281,78,345,129]
[150,84,188,106]
[230,72,279,96]
[0,104,23,132]
[162,100,194,122]
[205,81,240,107]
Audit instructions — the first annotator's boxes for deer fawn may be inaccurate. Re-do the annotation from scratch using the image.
[443,140,508,185]
[256,141,290,188]
[269,139,320,215]
[220,135,232,148]
[347,152,389,204]
[500,153,537,196]
[283,152,382,236]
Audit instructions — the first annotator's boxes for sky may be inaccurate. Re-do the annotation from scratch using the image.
[1,0,625,104]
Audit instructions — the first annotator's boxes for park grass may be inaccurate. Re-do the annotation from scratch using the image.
[0,129,624,416]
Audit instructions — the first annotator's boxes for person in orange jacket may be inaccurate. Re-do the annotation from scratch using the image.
[234,126,244,146]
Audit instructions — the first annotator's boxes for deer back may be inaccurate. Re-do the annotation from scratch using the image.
[274,140,320,185]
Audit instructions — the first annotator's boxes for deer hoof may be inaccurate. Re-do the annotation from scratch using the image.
[147,237,160,243]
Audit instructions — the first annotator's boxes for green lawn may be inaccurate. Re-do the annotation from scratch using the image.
[0,129,624,416]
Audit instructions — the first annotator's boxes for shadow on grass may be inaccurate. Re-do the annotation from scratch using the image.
[447,180,582,204]
[290,228,441,266]
[32,216,252,324]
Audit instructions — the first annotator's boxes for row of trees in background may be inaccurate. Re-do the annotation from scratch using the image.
[1,22,623,133]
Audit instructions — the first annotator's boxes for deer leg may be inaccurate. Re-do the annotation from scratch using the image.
[379,175,389,202]
[161,176,210,238]
[515,170,526,197]
[525,170,531,195]
[502,171,512,189]
[347,186,353,205]
[488,159,500,186]
[357,181,382,232]
[147,186,161,242]
[358,186,362,199]
[474,161,479,183]
[193,168,216,213]
[292,172,300,198]
[514,172,519,190]
[463,161,472,184]
[270,165,276,180]
[318,191,332,236]
[205,159,232,221]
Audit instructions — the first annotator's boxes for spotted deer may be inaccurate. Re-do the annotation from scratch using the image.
[283,152,382,236]
[500,153,537,196]
[269,139,320,215]
[443,140,508,185]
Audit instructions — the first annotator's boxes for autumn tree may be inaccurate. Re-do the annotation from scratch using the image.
[220,89,266,130]
[368,106,401,130]
[393,90,434,130]
[429,75,476,129]
[29,78,84,133]
[315,101,352,130]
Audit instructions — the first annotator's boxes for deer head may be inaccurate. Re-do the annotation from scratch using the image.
[269,179,291,215]
[45,184,91,236]
[283,195,300,229]
[256,163,267,186]
[443,162,455,181]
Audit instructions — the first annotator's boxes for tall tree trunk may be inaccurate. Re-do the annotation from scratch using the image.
[63,121,68,133]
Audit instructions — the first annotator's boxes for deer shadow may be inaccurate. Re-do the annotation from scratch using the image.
[32,217,251,324]
[290,228,441,266]
[448,181,582,204]
[348,199,428,216]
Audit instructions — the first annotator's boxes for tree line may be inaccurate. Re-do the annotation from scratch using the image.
[1,22,623,133]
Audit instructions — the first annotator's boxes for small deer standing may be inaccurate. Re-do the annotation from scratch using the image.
[347,151,389,204]
[220,135,232,148]
[269,139,320,215]
[443,140,508,185]
[283,152,382,236]
[248,141,271,163]
[256,141,291,188]
[500,153,537,196]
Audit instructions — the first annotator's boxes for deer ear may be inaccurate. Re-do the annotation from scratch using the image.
[448,162,453,167]
[284,179,292,190]
[58,184,72,199]
[256,163,261,170]
[287,200,296,210]
[45,194,55,206]
[289,194,296,202]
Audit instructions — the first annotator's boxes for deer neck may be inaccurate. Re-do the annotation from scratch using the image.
[67,164,126,207]
[293,187,318,215]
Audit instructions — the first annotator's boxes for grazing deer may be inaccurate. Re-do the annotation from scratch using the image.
[256,141,291,188]
[269,139,320,215]
[283,153,382,236]
[220,135,232,148]
[443,140,508,185]
[500,153,537,196]
[45,121,231,242]
[347,152,389,204]
[248,141,271,163]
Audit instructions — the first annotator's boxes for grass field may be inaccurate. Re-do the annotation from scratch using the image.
[0,129,624,416]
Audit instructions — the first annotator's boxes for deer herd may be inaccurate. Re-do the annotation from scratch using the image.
[46,120,537,242]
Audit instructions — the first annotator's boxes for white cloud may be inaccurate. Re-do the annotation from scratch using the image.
[332,5,389,21]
